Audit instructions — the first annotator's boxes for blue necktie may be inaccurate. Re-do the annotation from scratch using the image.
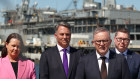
[62,49,68,78]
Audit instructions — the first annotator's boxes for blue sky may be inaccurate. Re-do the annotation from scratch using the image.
[0,0,140,23]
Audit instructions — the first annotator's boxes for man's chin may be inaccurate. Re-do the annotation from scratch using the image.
[119,47,125,50]
[62,43,68,45]
[98,50,107,55]
[62,43,69,47]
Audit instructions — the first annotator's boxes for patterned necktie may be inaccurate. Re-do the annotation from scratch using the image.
[100,56,107,79]
[62,49,68,78]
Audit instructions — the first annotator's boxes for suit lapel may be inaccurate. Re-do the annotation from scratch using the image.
[112,48,116,52]
[3,56,16,79]
[126,50,133,68]
[54,46,67,78]
[93,51,102,79]
[113,48,132,65]
[68,47,75,78]
[114,48,133,68]
[108,51,116,79]
[17,58,26,79]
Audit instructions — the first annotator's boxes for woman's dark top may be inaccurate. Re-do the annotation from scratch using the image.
[11,62,18,78]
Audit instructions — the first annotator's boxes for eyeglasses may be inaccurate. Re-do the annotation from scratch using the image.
[116,38,130,43]
[94,40,109,44]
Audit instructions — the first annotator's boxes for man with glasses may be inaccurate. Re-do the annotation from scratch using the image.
[75,27,130,79]
[114,28,140,79]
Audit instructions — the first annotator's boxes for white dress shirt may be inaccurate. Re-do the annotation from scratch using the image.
[96,50,110,74]
[57,44,70,67]
[115,48,128,59]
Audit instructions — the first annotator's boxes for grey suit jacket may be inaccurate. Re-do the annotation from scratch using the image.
[39,46,82,79]
[114,49,140,79]
[75,50,131,79]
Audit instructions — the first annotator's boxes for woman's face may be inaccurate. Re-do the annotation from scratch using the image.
[6,38,21,59]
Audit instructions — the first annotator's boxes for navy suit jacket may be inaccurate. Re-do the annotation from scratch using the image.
[75,50,131,79]
[39,46,82,79]
[113,49,140,79]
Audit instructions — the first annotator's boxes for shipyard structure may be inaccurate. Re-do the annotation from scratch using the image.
[0,0,140,55]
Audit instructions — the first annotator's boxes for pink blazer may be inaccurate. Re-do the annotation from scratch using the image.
[0,56,36,79]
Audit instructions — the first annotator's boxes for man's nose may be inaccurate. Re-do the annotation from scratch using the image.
[100,41,104,45]
[14,47,18,50]
[63,34,67,38]
[120,39,124,43]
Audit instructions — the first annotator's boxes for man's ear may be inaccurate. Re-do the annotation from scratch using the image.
[54,33,57,38]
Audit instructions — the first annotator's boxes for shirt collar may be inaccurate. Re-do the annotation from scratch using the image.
[115,48,128,56]
[57,44,70,52]
[96,50,110,59]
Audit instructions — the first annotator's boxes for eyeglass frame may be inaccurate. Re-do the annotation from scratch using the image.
[93,40,110,45]
[115,38,130,43]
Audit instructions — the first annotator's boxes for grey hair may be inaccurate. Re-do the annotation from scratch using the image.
[55,22,71,32]
[93,27,110,38]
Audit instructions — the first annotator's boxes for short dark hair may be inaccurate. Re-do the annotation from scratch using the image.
[115,28,130,38]
[1,33,25,58]
[55,22,71,32]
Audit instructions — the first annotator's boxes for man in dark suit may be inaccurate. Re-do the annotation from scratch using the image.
[39,22,81,79]
[113,28,140,79]
[75,27,131,79]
